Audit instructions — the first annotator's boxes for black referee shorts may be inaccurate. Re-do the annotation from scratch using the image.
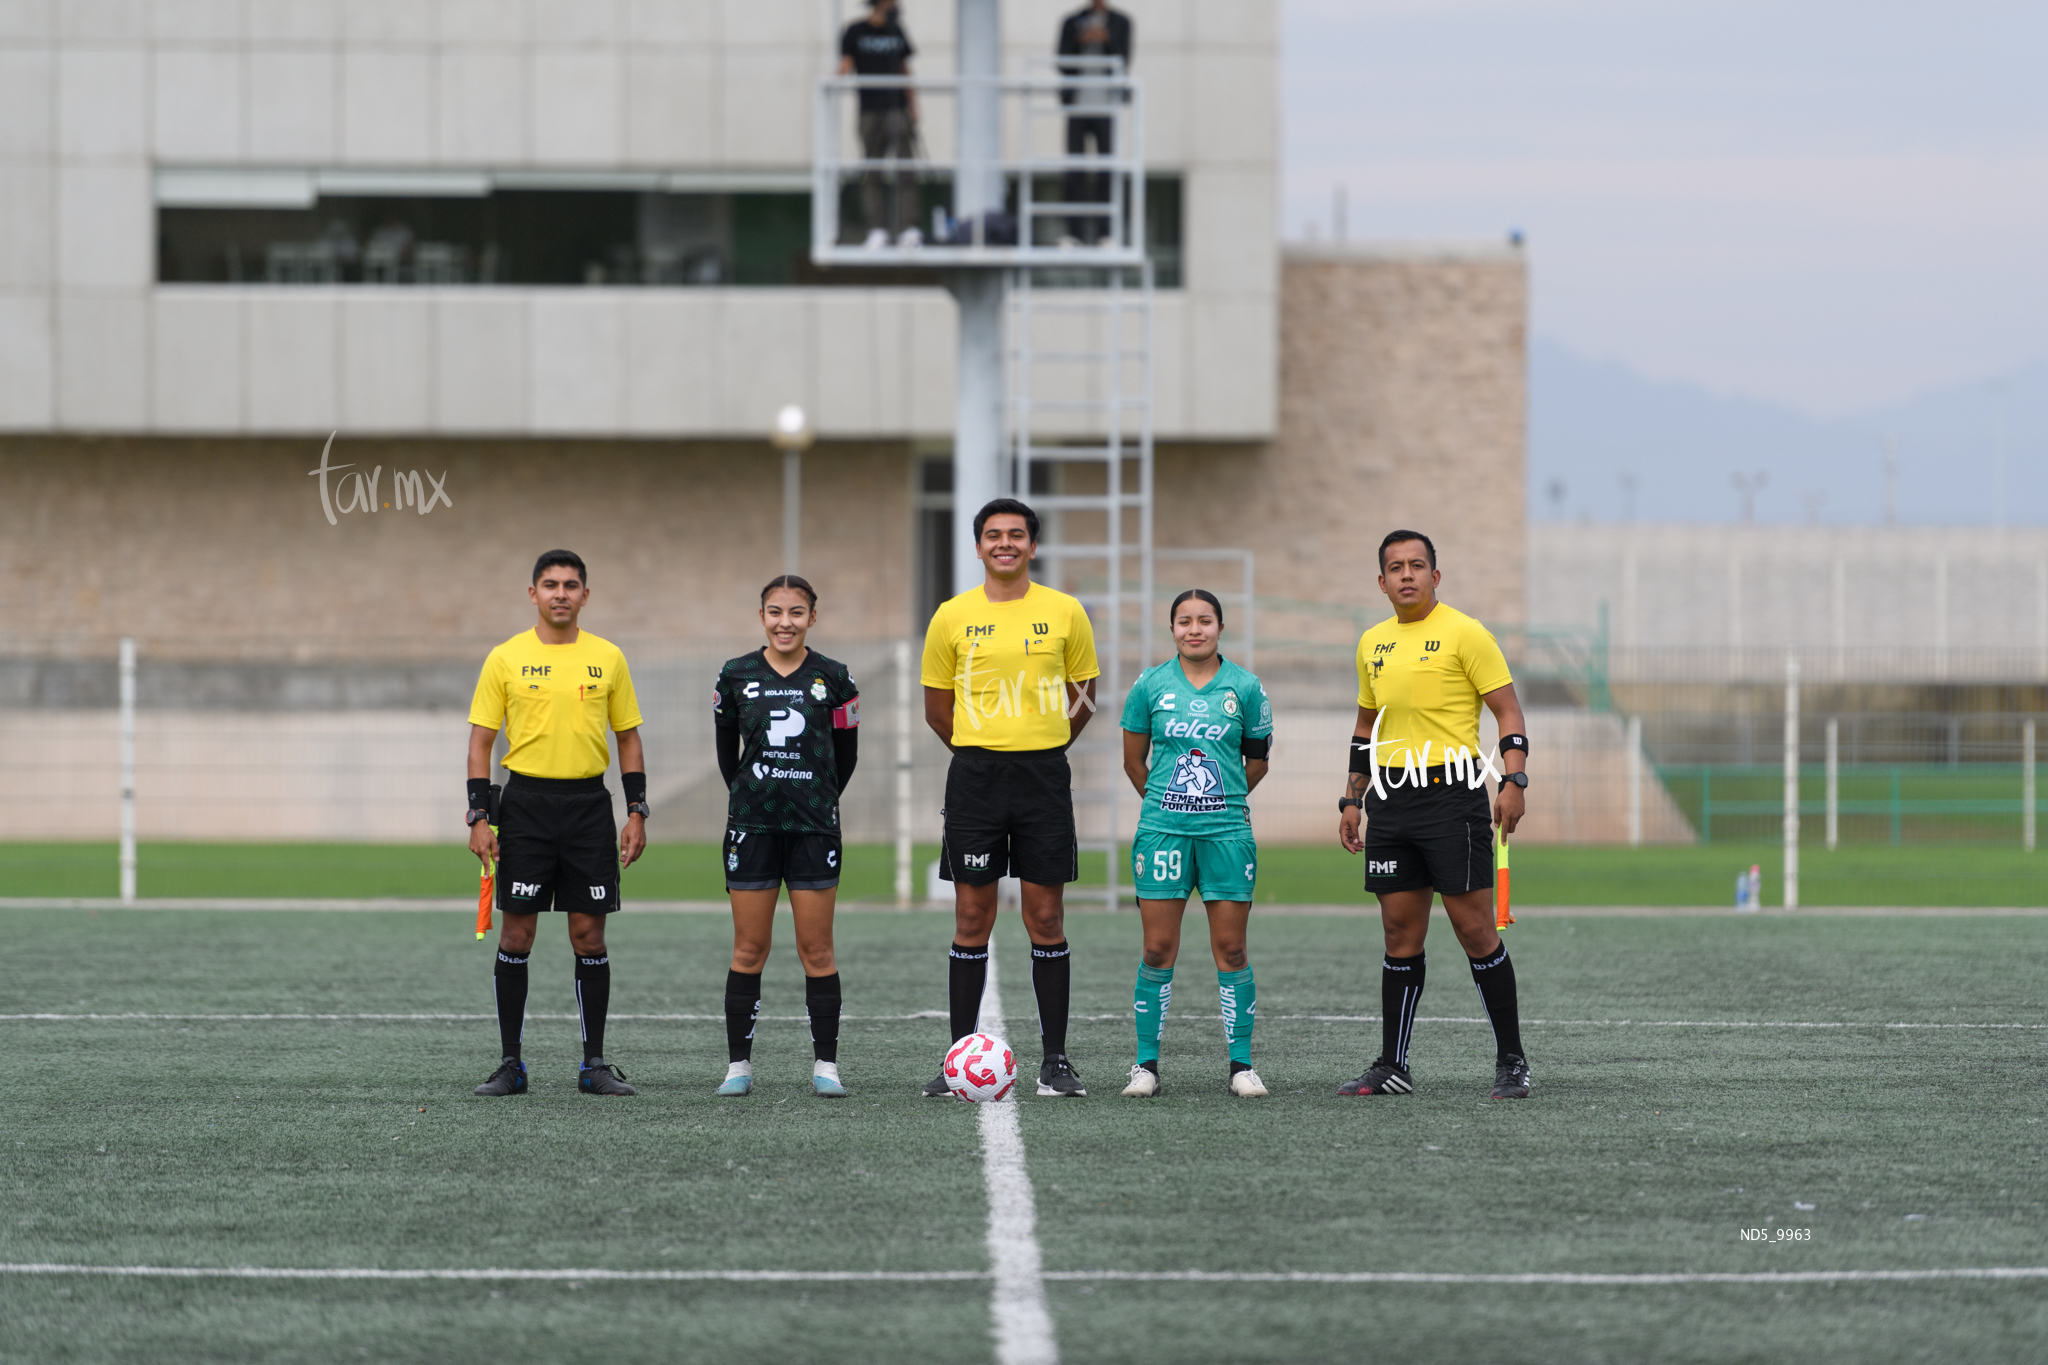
[1363,780,1494,897]
[940,747,1078,887]
[496,773,620,915]
[724,826,842,892]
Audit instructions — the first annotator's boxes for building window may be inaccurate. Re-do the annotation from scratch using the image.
[154,170,1184,289]
[915,456,954,622]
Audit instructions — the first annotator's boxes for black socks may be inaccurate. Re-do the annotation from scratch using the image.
[806,972,842,1064]
[1381,952,1425,1069]
[1468,942,1524,1061]
[493,949,529,1059]
[1031,939,1072,1060]
[724,969,762,1064]
[574,953,610,1062]
[948,942,989,1041]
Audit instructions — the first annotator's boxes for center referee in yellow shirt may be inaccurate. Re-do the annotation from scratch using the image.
[1336,530,1534,1100]
[920,499,1101,1097]
[467,551,648,1099]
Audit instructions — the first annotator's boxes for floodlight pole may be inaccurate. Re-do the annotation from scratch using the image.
[950,0,1005,594]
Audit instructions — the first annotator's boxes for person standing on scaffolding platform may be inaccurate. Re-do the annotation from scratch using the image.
[1055,1,1133,247]
[839,0,922,250]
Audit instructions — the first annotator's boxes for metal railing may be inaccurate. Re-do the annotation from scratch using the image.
[811,62,1146,267]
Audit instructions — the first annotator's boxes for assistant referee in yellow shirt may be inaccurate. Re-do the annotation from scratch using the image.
[1336,530,1533,1100]
[467,551,649,1098]
[920,498,1100,1098]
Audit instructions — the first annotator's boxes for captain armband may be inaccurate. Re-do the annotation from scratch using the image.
[1239,734,1271,762]
[832,697,860,729]
[1347,737,1375,776]
[1500,733,1530,756]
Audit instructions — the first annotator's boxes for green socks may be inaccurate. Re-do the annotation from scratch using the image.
[1218,967,1256,1066]
[1133,963,1174,1066]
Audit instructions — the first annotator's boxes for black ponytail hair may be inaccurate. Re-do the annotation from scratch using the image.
[760,574,818,610]
[1168,588,1224,627]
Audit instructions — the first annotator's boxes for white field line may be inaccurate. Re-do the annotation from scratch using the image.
[3,1263,2044,1288]
[5,1011,2041,1032]
[975,935,1058,1365]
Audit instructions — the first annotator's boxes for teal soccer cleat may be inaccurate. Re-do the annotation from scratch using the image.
[716,1062,753,1097]
[811,1061,848,1097]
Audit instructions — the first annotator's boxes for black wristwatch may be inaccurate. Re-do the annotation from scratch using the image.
[1337,797,1362,812]
[465,807,492,826]
[1499,772,1528,789]
[626,801,651,819]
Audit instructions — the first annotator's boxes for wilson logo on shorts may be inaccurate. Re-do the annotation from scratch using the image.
[1159,747,1226,814]
[589,885,606,899]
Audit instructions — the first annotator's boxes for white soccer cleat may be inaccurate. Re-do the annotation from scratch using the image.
[1228,1068,1268,1098]
[1121,1065,1160,1097]
[862,228,890,250]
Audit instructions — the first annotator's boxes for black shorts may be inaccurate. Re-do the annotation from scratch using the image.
[940,747,1078,887]
[1364,781,1495,896]
[496,774,620,915]
[724,826,842,892]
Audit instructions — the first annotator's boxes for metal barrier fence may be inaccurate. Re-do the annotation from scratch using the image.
[4,637,2040,906]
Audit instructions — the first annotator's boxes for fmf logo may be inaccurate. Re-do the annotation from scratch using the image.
[511,881,541,897]
[521,666,550,677]
[966,624,996,638]
[962,853,991,869]
[1373,643,1397,654]
[1368,860,1399,875]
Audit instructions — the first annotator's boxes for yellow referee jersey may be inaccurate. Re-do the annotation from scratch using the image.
[469,629,643,780]
[921,582,1100,751]
[1354,602,1512,766]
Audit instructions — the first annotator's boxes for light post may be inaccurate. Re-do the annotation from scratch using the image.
[770,404,814,576]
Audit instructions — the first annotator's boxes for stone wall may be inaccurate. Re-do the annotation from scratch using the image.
[0,243,1527,661]
[0,433,917,657]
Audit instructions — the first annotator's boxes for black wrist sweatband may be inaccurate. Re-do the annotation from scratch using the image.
[467,777,492,813]
[1501,734,1529,755]
[622,772,647,805]
[1347,738,1375,776]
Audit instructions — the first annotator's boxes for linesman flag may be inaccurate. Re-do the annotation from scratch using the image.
[1494,826,1514,930]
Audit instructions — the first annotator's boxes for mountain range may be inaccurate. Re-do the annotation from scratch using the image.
[1528,341,2048,526]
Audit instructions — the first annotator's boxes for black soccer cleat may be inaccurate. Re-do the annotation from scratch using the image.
[1491,1054,1532,1099]
[1337,1058,1414,1096]
[578,1058,636,1096]
[1037,1055,1087,1097]
[922,1072,956,1099]
[474,1057,528,1097]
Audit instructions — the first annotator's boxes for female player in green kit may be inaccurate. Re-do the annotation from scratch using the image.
[1118,589,1274,1097]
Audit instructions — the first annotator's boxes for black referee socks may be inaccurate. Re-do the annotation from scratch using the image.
[1031,939,1073,1060]
[1468,942,1524,1061]
[493,950,529,1059]
[1381,952,1425,1069]
[806,972,842,1064]
[948,943,989,1042]
[724,970,762,1064]
[574,954,610,1062]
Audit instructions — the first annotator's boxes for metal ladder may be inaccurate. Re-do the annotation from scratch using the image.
[1004,261,1156,910]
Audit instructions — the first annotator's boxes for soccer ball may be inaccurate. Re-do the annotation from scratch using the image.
[943,1033,1016,1102]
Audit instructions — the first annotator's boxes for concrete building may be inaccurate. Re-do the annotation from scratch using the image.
[0,1,1530,850]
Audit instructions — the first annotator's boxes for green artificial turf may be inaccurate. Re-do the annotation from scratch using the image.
[2,909,2044,1363]
[4,841,2044,907]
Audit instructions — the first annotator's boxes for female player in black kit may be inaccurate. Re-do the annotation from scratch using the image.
[711,576,861,1097]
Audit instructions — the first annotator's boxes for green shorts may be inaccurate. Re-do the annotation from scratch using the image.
[1131,830,1258,902]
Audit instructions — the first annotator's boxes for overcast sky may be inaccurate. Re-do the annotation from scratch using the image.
[1280,0,2048,417]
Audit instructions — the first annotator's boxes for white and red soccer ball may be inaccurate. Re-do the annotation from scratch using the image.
[943,1033,1016,1102]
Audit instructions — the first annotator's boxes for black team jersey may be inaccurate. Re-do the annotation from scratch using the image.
[713,649,861,835]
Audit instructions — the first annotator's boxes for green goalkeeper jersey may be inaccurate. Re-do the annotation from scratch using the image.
[1120,655,1274,838]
